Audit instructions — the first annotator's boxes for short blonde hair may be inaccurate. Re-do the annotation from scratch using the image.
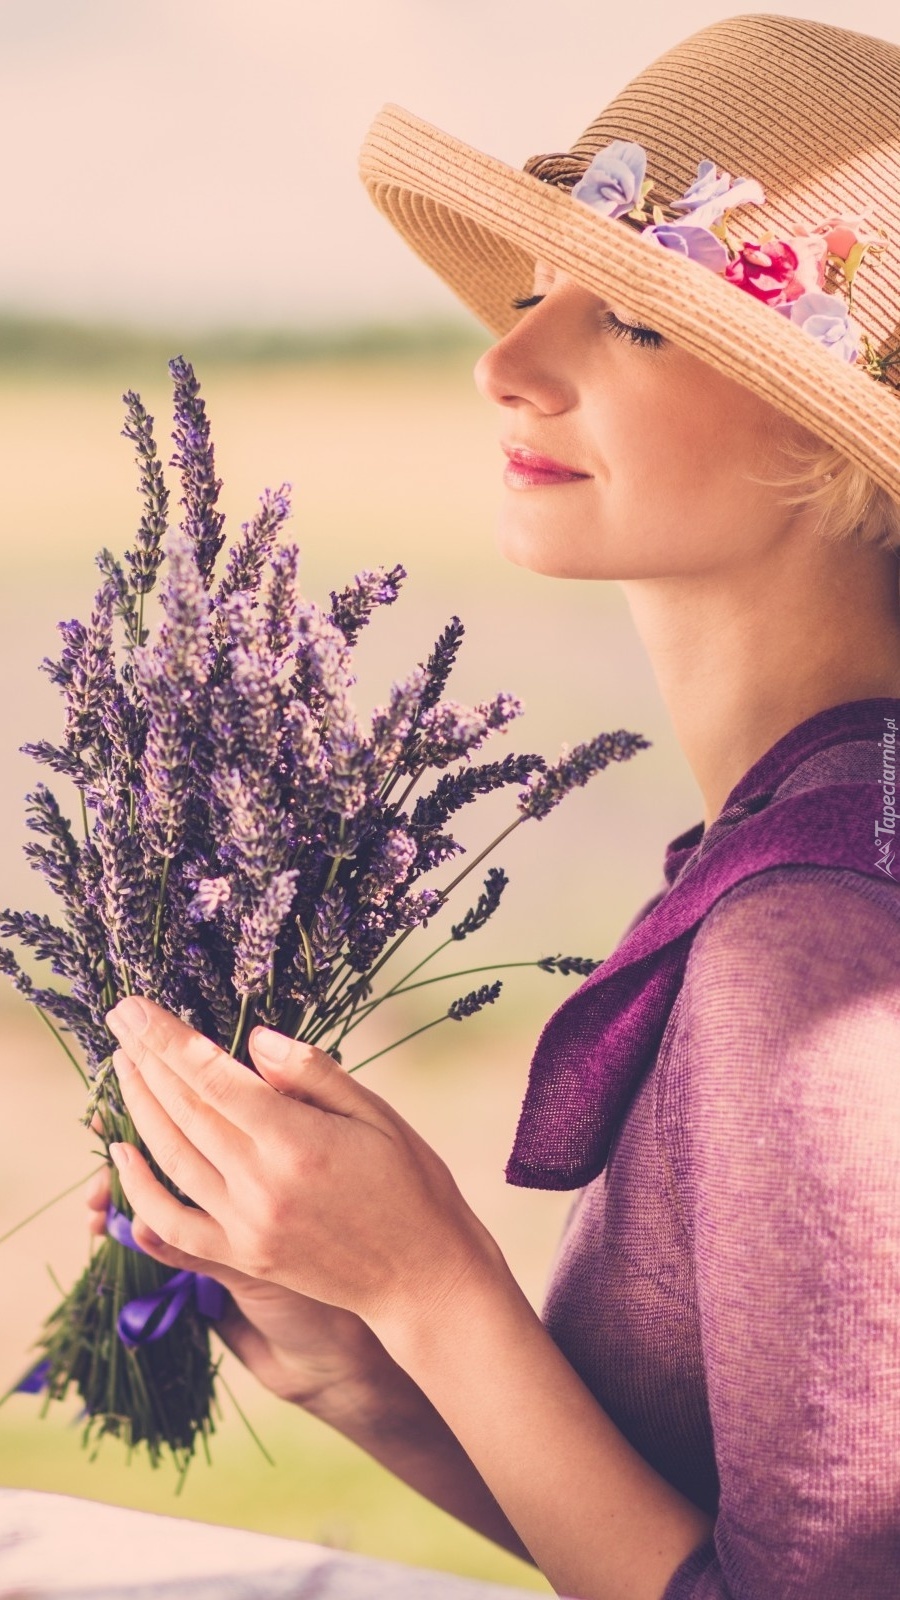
[748,421,900,555]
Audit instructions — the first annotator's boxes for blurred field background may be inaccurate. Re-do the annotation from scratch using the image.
[0,0,818,1588]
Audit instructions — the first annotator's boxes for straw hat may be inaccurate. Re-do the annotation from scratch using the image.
[358,12,900,505]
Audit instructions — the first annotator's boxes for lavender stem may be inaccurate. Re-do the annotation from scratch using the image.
[229,993,252,1058]
[0,1165,104,1246]
[345,1013,448,1074]
[35,1004,90,1087]
[337,959,546,1037]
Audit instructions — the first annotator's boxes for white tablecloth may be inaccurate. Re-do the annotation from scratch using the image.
[0,1488,544,1600]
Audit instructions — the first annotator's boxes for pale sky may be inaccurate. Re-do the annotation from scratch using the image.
[1,0,897,329]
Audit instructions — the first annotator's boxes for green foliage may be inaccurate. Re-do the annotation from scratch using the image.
[0,314,488,375]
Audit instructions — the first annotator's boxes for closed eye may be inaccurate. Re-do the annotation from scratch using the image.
[602,312,663,348]
[510,293,663,348]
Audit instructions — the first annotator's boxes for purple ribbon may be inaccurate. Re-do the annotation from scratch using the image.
[14,1204,226,1394]
[105,1205,227,1348]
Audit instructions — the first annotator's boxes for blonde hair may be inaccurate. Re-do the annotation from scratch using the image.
[748,422,900,555]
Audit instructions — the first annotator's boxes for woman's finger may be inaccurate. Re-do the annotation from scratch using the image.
[108,1141,225,1263]
[86,1168,111,1209]
[106,996,270,1125]
[248,1027,394,1126]
[112,1049,229,1215]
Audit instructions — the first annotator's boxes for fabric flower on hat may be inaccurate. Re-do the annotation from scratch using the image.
[813,213,883,284]
[566,135,892,378]
[778,233,829,301]
[570,141,649,220]
[775,290,862,363]
[724,238,800,303]
[640,222,728,272]
[669,157,766,231]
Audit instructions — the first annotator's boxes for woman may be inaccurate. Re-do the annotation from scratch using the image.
[89,14,900,1599]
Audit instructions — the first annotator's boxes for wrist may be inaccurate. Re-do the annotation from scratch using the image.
[370,1225,517,1374]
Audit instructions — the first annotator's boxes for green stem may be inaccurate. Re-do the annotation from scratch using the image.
[229,993,252,1059]
[152,855,172,956]
[35,1005,89,1087]
[346,1013,449,1075]
[216,1370,276,1466]
[0,1166,106,1246]
[438,815,524,901]
[339,960,543,1038]
[296,919,315,987]
[322,819,347,894]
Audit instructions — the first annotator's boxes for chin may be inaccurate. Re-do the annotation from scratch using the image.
[494,525,612,580]
[495,520,582,578]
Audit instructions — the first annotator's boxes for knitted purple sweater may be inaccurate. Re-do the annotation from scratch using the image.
[537,705,900,1597]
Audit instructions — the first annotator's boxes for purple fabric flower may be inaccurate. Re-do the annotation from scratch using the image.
[571,140,647,219]
[669,158,765,231]
[640,222,729,273]
[774,290,862,362]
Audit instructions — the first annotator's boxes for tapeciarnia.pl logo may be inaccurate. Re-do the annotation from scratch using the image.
[874,715,897,878]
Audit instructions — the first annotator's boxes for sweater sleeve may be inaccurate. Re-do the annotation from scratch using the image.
[658,868,900,1600]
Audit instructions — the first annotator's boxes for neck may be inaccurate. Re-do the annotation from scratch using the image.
[618,538,900,831]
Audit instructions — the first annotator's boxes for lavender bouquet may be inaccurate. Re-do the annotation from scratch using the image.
[0,357,649,1477]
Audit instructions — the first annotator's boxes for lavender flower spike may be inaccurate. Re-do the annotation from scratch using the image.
[121,389,170,599]
[134,527,212,861]
[213,484,293,620]
[448,980,503,1020]
[329,564,406,648]
[451,868,509,940]
[169,356,226,588]
[518,729,651,820]
[419,616,465,713]
[233,870,300,997]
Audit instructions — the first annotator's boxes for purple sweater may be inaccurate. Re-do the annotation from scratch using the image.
[536,709,900,1596]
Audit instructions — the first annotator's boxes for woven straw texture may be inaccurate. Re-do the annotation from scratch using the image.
[358,12,900,505]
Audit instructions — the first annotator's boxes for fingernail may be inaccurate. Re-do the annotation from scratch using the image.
[108,996,150,1035]
[251,1026,291,1062]
[108,1142,128,1167]
[113,1048,134,1077]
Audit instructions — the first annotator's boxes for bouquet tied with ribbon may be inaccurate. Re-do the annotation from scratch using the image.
[0,357,649,1478]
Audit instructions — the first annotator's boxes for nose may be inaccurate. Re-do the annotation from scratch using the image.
[472,307,575,417]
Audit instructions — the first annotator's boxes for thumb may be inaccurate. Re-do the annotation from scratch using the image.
[248,1026,380,1118]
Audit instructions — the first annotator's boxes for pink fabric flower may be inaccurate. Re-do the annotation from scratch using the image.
[779,233,829,302]
[813,213,882,262]
[724,238,799,303]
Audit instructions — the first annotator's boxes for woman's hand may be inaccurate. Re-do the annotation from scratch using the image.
[103,995,500,1344]
[86,1161,393,1407]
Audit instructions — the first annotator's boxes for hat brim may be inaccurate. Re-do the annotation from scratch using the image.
[359,103,900,505]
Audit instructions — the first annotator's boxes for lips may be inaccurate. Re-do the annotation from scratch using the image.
[501,443,591,487]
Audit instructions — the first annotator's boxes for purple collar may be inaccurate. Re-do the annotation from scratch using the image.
[506,696,899,1190]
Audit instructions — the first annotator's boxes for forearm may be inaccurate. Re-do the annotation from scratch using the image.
[301,1351,536,1565]
[371,1245,715,1600]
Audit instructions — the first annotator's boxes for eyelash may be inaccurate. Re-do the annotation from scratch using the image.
[510,293,663,348]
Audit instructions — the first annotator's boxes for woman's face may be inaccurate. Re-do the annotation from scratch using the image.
[473,258,817,581]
